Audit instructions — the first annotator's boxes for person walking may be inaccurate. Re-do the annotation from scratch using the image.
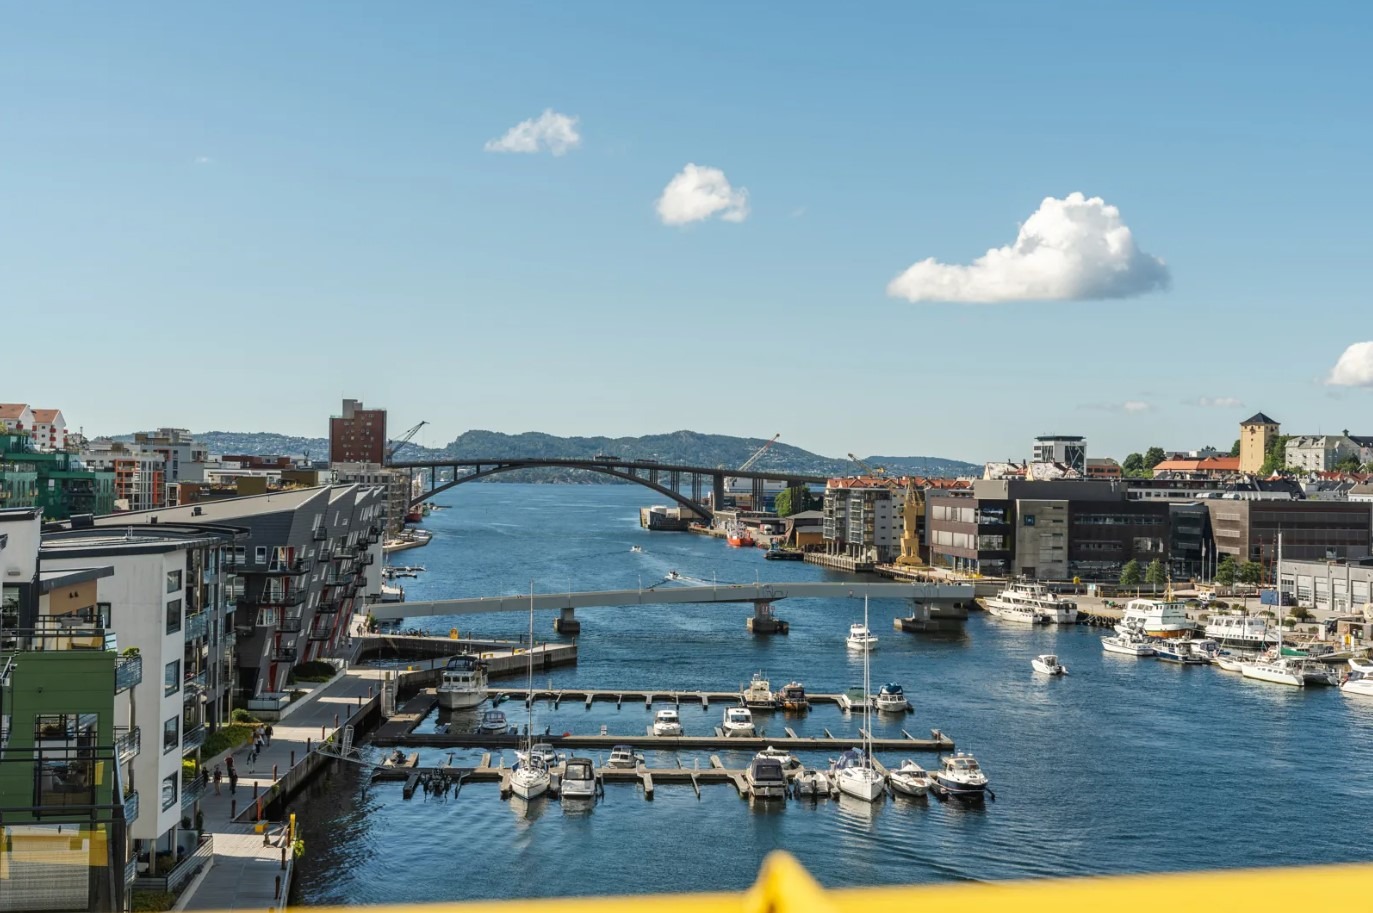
[264,724,273,747]
[247,746,256,774]
[227,768,238,796]
[212,765,223,796]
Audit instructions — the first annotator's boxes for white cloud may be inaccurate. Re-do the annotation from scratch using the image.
[1192,396,1244,408]
[194,156,213,165]
[655,164,749,226]
[1327,342,1373,387]
[1082,400,1154,414]
[886,192,1170,304]
[1122,400,1153,413]
[484,109,581,156]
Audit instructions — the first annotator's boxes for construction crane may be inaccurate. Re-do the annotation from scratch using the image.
[737,434,780,472]
[386,420,428,460]
[847,453,887,476]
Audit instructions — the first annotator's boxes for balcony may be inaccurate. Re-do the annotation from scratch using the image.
[308,627,332,641]
[237,590,305,609]
[184,668,209,694]
[115,726,141,765]
[260,558,312,577]
[122,790,139,826]
[330,546,354,561]
[134,834,213,897]
[278,616,303,633]
[182,723,207,753]
[315,600,339,614]
[312,526,329,541]
[184,611,209,641]
[358,551,375,565]
[115,654,143,693]
[324,572,350,586]
[271,646,298,664]
[180,772,206,809]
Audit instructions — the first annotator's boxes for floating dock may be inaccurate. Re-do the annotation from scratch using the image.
[481,687,913,712]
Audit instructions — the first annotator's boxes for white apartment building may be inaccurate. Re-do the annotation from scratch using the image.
[1285,435,1361,472]
[823,478,907,563]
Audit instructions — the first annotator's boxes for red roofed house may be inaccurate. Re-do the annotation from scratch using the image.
[0,403,35,437]
[1150,456,1242,480]
[30,408,67,452]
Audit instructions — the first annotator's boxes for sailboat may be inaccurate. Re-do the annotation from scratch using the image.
[1240,533,1305,688]
[509,582,552,800]
[833,595,885,802]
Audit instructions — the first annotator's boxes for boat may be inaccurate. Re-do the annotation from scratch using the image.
[834,595,885,803]
[652,708,683,736]
[666,570,681,581]
[629,545,643,553]
[933,751,989,800]
[405,505,423,524]
[1154,641,1207,665]
[722,706,755,737]
[984,581,1076,624]
[744,757,788,799]
[754,746,800,770]
[379,583,404,603]
[888,760,933,797]
[560,757,600,800]
[846,623,878,651]
[436,655,487,710]
[741,672,776,709]
[839,686,868,712]
[874,683,910,712]
[1216,653,1248,673]
[1115,598,1195,639]
[527,743,559,767]
[606,745,643,769]
[1348,657,1373,675]
[1031,654,1067,675]
[777,681,809,711]
[726,523,755,548]
[477,709,508,734]
[1341,670,1373,698]
[1241,656,1306,686]
[793,768,832,798]
[1204,613,1278,651]
[1101,633,1156,656]
[764,547,804,561]
[509,584,551,801]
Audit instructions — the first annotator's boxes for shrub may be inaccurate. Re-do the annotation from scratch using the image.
[200,723,258,759]
[182,758,198,780]
[289,660,337,683]
[230,708,259,724]
[131,890,176,912]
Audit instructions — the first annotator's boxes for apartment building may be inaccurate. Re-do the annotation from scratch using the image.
[131,429,208,505]
[81,439,168,512]
[1205,499,1373,564]
[1285,435,1362,472]
[0,432,116,519]
[329,398,388,465]
[332,462,410,538]
[822,477,906,563]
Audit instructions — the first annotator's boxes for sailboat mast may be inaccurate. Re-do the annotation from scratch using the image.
[527,581,535,744]
[863,595,871,759]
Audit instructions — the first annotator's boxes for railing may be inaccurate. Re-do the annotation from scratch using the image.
[278,616,303,633]
[359,551,375,565]
[134,835,213,896]
[271,646,298,663]
[261,558,312,576]
[324,572,350,586]
[238,590,305,608]
[308,627,331,641]
[115,653,143,692]
[180,772,206,808]
[330,546,354,561]
[184,611,209,640]
[181,723,206,753]
[122,790,139,826]
[312,526,328,541]
[115,726,141,764]
[315,600,339,614]
[184,668,209,693]
[124,858,136,885]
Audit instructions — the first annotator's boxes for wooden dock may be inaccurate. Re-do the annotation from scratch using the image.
[486,687,911,712]
[380,728,951,752]
[378,761,812,800]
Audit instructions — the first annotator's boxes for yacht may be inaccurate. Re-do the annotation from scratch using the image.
[606,745,643,769]
[846,623,878,651]
[777,681,810,712]
[1216,652,1248,672]
[834,595,885,803]
[744,757,788,799]
[1116,598,1195,639]
[741,672,776,709]
[1241,656,1306,687]
[509,586,551,801]
[436,655,487,710]
[1031,654,1068,675]
[1154,641,1208,664]
[874,683,910,712]
[1348,657,1373,675]
[933,751,989,799]
[722,706,755,736]
[1101,633,1156,656]
[984,581,1076,624]
[560,757,599,800]
[652,708,683,736]
[1341,670,1373,698]
[477,709,508,734]
[889,760,932,797]
[526,743,559,767]
[754,746,800,770]
[1204,613,1278,651]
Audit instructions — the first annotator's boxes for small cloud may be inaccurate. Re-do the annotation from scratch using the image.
[655,164,749,226]
[1327,341,1373,387]
[1081,400,1154,414]
[484,109,581,156]
[1190,396,1244,408]
[194,156,213,165]
[1122,400,1153,414]
[887,192,1170,304]
[790,206,807,219]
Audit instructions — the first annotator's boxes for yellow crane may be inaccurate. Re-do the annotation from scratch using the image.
[847,453,887,476]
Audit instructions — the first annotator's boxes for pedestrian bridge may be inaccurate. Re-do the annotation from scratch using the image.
[368,581,975,633]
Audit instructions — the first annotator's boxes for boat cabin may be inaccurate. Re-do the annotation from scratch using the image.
[655,709,680,724]
[564,758,595,782]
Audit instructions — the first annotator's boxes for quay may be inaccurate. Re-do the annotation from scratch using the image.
[803,553,874,573]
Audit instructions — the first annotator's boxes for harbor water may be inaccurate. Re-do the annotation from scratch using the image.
[293,484,1373,904]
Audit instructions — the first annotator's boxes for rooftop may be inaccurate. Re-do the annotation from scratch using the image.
[1242,412,1279,426]
[36,565,114,592]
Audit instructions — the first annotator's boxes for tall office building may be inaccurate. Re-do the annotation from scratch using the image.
[329,399,388,465]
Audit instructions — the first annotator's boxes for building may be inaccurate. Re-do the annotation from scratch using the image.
[131,429,209,503]
[1278,557,1373,616]
[329,398,388,465]
[1238,412,1279,474]
[1032,436,1086,475]
[0,432,115,520]
[28,408,68,452]
[332,462,410,538]
[0,403,36,437]
[81,439,168,512]
[1085,458,1122,480]
[1205,499,1372,566]
[1284,435,1361,472]
[822,477,906,563]
[1150,456,1242,480]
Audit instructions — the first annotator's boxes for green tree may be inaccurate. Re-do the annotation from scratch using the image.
[1144,558,1168,588]
[1335,453,1363,474]
[1229,439,1241,457]
[1121,453,1145,477]
[1238,560,1264,587]
[1258,435,1293,475]
[1143,446,1168,469]
[774,486,813,518]
[1215,555,1238,588]
[1119,559,1142,593]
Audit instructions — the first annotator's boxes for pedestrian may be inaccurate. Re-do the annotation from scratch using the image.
[212,765,223,795]
[247,747,256,775]
[264,724,273,747]
[228,769,238,796]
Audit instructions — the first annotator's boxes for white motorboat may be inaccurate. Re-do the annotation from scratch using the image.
[793,768,832,798]
[436,655,487,710]
[846,623,878,651]
[745,757,788,799]
[1204,613,1278,651]
[834,596,885,803]
[984,581,1076,624]
[1241,657,1306,687]
[933,751,989,799]
[652,708,683,736]
[888,760,932,797]
[874,683,910,712]
[476,709,508,734]
[1216,653,1248,673]
[741,672,776,709]
[1154,641,1208,664]
[509,584,551,800]
[560,757,599,800]
[754,746,800,770]
[722,706,755,737]
[1031,654,1067,675]
[1116,598,1195,639]
[526,743,559,767]
[1341,671,1373,698]
[1101,633,1155,656]
[606,745,644,769]
[1349,657,1373,675]
[629,545,643,553]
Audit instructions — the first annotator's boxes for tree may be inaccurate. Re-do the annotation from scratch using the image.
[1258,435,1293,476]
[774,486,813,518]
[1143,446,1168,469]
[1229,439,1241,457]
[1335,453,1363,474]
[1238,560,1264,587]
[1144,558,1168,589]
[1215,555,1238,588]
[1119,559,1142,594]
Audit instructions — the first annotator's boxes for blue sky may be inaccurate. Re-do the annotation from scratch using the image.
[3,2,1370,462]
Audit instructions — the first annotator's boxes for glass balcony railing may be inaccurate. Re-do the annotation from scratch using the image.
[115,726,141,765]
[184,668,208,693]
[181,723,206,753]
[184,611,209,640]
[122,790,139,826]
[271,646,298,664]
[278,617,303,633]
[315,600,339,614]
[115,653,143,693]
[180,773,206,809]
[308,626,332,641]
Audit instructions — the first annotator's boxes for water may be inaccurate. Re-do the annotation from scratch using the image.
[293,484,1373,903]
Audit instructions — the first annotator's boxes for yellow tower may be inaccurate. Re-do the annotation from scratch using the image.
[1238,412,1279,474]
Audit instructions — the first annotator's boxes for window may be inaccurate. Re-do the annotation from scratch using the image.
[166,598,183,634]
[33,713,99,810]
[166,569,182,594]
[161,773,178,811]
[164,660,181,696]
[162,716,179,753]
[255,546,268,565]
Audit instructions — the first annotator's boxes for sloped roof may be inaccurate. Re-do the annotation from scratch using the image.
[0,403,31,420]
[1241,412,1278,426]
[30,408,62,423]
[1152,456,1242,473]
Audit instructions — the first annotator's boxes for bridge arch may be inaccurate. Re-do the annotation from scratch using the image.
[415,462,714,522]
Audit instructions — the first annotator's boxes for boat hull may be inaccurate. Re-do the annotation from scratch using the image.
[437,689,485,710]
[1240,664,1304,687]
[1101,638,1154,657]
[933,775,987,798]
[874,698,909,712]
[1340,678,1373,697]
[836,769,885,802]
[510,772,550,800]
[890,776,929,797]
[652,725,682,737]
[560,781,597,799]
[1031,660,1066,675]
[846,638,878,650]
[723,724,755,737]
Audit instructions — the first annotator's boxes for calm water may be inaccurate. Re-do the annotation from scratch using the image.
[294,484,1373,903]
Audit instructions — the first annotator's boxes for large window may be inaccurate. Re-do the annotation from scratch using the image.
[162,716,179,753]
[166,569,182,594]
[33,713,99,810]
[161,773,178,811]
[164,659,181,696]
[166,598,183,635]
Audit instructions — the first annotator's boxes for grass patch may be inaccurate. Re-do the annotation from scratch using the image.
[131,890,175,912]
[200,723,258,760]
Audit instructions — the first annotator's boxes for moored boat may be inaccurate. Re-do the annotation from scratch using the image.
[1154,641,1207,664]
[745,757,788,799]
[436,654,487,710]
[1116,597,1196,639]
[889,760,932,797]
[606,745,644,769]
[1204,613,1278,651]
[477,709,508,734]
[984,581,1076,624]
[874,683,910,712]
[560,757,600,800]
[778,681,810,711]
[722,706,755,737]
[1101,633,1156,656]
[652,708,683,736]
[741,672,776,709]
[1340,670,1373,698]
[933,751,989,799]
[754,745,800,770]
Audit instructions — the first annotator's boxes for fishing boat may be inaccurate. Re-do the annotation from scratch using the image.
[476,709,508,734]
[741,672,776,709]
[846,623,878,651]
[722,706,755,736]
[933,751,989,800]
[1154,641,1207,665]
[606,745,644,769]
[509,585,551,801]
[1116,597,1195,639]
[560,757,600,800]
[874,683,910,712]
[777,681,809,711]
[1101,633,1156,656]
[833,596,886,803]
[1031,654,1068,675]
[888,760,933,797]
[1204,613,1278,651]
[744,757,788,799]
[436,655,487,710]
[652,708,683,736]
[726,523,755,548]
[984,581,1075,624]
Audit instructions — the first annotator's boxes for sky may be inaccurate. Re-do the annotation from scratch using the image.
[3,2,1371,463]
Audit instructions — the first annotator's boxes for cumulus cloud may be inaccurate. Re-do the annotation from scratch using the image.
[1327,342,1373,387]
[484,109,581,156]
[1192,396,1244,408]
[887,192,1170,304]
[655,164,749,226]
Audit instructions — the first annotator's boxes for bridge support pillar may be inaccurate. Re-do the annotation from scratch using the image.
[553,606,581,636]
[746,600,789,635]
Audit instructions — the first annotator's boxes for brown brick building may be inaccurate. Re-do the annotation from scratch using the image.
[329,398,388,464]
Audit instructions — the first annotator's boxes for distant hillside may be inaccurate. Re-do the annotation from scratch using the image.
[117,429,979,480]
